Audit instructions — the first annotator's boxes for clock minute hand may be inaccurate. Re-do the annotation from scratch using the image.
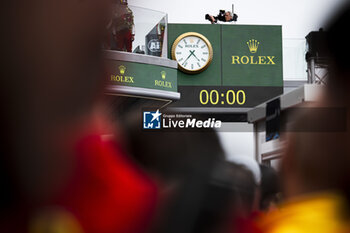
[182,50,194,65]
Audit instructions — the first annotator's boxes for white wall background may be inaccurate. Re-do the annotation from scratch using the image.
[217,123,255,160]
[129,0,346,160]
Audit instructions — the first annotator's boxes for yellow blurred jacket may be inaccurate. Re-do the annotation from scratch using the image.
[257,192,350,233]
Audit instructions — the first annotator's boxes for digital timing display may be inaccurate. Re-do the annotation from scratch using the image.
[171,86,283,108]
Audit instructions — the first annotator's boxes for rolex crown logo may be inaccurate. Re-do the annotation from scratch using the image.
[119,65,126,75]
[161,71,166,80]
[247,39,260,54]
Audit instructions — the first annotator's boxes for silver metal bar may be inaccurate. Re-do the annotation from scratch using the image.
[106,85,181,100]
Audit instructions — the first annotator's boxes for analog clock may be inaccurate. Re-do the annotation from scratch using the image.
[171,32,213,74]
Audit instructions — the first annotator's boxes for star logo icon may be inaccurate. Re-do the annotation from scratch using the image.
[151,110,162,122]
[143,110,162,129]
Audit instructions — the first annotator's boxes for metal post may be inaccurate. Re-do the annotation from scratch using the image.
[308,58,316,84]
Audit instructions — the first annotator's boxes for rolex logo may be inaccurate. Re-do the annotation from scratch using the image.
[247,39,260,54]
[111,65,134,84]
[232,39,275,65]
[155,71,172,88]
[119,65,126,75]
[161,71,166,80]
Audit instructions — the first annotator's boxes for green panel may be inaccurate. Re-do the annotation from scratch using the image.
[106,60,177,92]
[221,25,283,86]
[168,24,222,86]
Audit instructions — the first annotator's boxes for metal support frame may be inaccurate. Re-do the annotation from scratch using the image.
[306,57,328,85]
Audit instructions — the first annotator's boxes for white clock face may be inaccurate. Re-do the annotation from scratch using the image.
[172,33,213,74]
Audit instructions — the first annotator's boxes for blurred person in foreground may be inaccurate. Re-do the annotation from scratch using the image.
[227,162,260,233]
[193,161,258,233]
[222,156,262,233]
[0,1,157,233]
[259,165,281,212]
[257,4,350,233]
[123,119,260,233]
[123,123,225,233]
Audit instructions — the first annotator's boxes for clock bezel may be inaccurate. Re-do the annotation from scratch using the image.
[171,32,214,74]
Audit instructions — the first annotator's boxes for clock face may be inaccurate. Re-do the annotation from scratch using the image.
[172,32,213,74]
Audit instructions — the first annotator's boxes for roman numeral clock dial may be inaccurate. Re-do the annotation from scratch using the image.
[172,32,213,74]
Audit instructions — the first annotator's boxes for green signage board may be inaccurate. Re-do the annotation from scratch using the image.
[168,24,283,108]
[221,25,283,87]
[106,59,178,92]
